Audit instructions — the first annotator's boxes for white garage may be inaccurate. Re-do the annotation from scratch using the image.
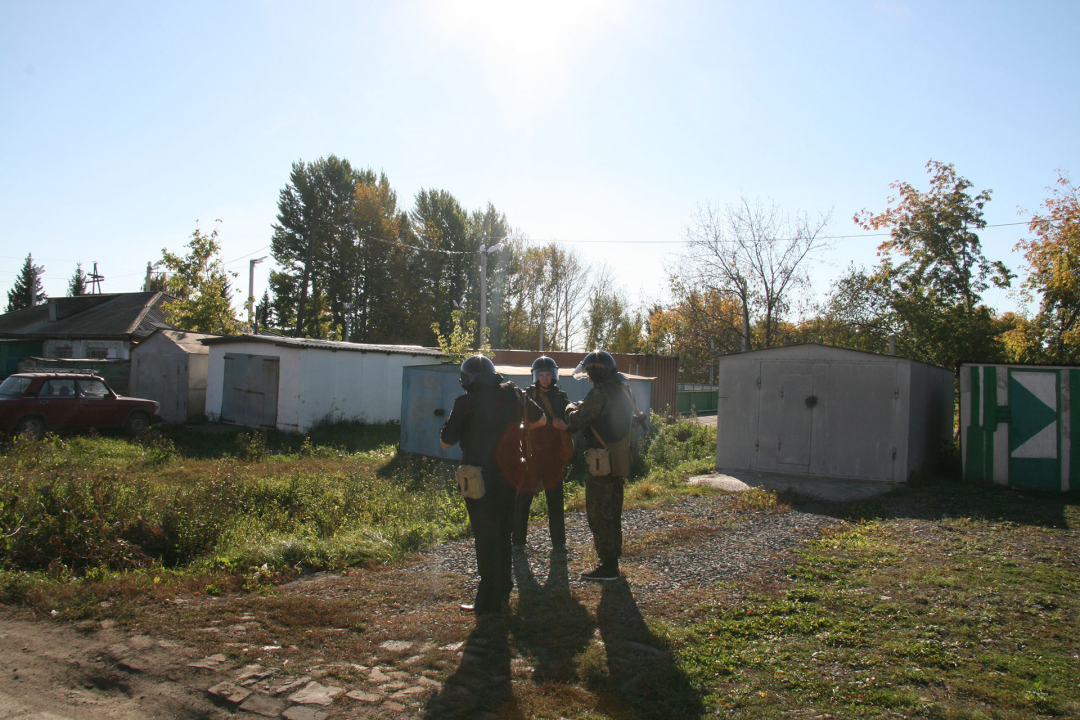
[715,344,954,482]
[202,334,442,432]
[129,329,216,423]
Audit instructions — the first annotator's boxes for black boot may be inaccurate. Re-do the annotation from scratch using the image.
[580,560,619,581]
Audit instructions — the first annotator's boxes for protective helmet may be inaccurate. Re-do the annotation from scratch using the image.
[531,356,558,385]
[460,354,497,388]
[573,350,618,382]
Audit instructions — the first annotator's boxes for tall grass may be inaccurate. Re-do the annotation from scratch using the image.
[0,415,716,583]
[0,425,467,580]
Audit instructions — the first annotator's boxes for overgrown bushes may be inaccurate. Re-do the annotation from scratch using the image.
[642,412,716,470]
[0,427,467,578]
[0,415,715,582]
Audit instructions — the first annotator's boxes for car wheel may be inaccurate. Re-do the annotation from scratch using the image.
[15,416,45,439]
[126,411,150,437]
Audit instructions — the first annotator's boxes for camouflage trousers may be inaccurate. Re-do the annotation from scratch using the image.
[585,475,624,563]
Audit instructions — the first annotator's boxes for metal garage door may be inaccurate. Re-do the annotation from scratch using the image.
[221,353,280,428]
[756,362,815,473]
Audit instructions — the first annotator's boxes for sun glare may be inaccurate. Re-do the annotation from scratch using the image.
[428,0,621,107]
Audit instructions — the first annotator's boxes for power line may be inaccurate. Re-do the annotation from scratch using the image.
[223,245,273,265]
[516,221,1034,246]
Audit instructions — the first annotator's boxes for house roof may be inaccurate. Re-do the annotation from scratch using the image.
[136,328,218,354]
[200,333,444,357]
[0,292,176,341]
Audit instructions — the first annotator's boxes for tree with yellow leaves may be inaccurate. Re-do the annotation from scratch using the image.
[1003,172,1080,363]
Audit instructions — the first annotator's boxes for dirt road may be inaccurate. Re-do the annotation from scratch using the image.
[0,493,837,719]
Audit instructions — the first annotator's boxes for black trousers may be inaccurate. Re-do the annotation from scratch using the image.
[512,482,566,549]
[464,474,515,612]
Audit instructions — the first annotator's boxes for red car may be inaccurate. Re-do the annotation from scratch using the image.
[0,373,160,438]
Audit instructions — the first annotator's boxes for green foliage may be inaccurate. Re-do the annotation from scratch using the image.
[236,428,268,461]
[159,224,243,334]
[1003,171,1080,363]
[6,253,46,311]
[584,268,647,352]
[431,309,487,363]
[67,262,88,296]
[492,239,591,351]
[0,424,468,580]
[269,158,521,346]
[643,412,716,470]
[851,160,1013,367]
[271,156,381,339]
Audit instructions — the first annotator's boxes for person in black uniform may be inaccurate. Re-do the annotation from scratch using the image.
[441,354,546,615]
[565,350,637,581]
[513,356,573,554]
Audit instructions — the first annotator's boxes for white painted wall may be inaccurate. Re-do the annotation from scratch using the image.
[44,338,129,359]
[205,341,436,432]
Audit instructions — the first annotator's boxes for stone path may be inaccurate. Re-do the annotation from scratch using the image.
[186,638,453,718]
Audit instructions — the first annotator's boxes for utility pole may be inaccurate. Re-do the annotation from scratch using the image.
[144,261,162,292]
[478,243,503,348]
[88,262,104,294]
[248,256,267,329]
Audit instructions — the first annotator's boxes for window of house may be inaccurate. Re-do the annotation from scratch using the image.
[88,348,109,359]
[53,347,73,358]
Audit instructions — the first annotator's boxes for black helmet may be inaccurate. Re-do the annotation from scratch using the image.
[531,356,558,384]
[573,350,618,383]
[460,354,497,388]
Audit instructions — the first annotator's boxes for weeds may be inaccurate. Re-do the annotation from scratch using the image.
[0,424,465,584]
[643,412,715,471]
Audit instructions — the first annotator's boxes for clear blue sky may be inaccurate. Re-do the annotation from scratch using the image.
[2,0,1077,319]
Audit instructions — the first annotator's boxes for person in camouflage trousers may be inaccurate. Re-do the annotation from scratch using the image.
[565,350,637,581]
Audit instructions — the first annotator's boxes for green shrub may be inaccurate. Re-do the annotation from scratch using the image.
[643,412,716,471]
[0,425,466,579]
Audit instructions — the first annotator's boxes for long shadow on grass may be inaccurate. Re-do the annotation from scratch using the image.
[825,479,1079,530]
[423,617,523,720]
[509,553,593,682]
[595,578,703,720]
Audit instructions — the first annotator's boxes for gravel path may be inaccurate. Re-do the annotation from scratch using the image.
[407,493,839,602]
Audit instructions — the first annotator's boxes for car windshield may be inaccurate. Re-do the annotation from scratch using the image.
[0,376,33,397]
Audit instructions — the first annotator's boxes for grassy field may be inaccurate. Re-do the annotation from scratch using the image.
[660,480,1080,719]
[1,418,1077,719]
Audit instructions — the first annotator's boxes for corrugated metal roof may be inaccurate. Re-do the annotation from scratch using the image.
[0,292,175,340]
[201,333,444,357]
[720,342,951,371]
[140,328,217,354]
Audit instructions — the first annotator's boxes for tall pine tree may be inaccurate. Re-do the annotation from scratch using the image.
[6,253,46,311]
[68,262,88,296]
